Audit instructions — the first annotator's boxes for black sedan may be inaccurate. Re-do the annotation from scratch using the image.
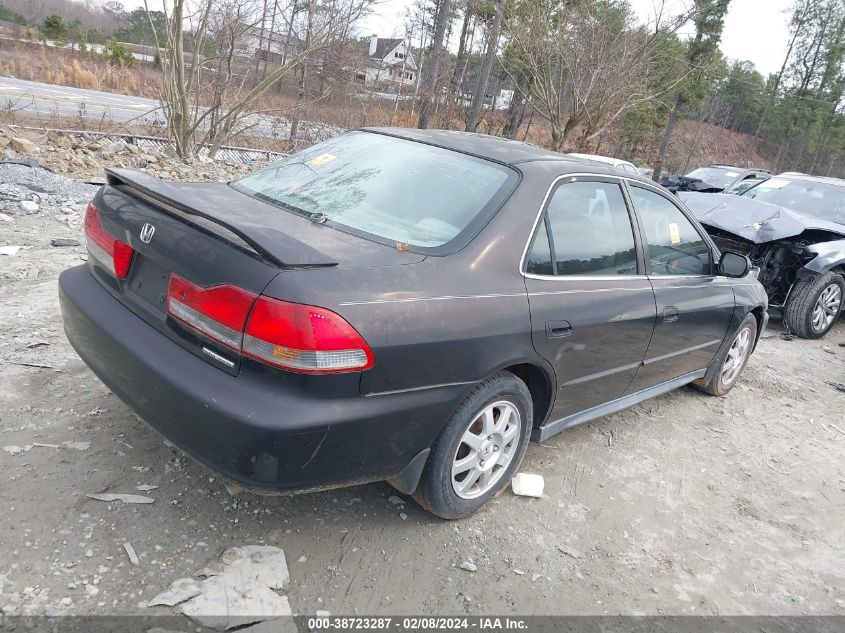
[59,129,768,518]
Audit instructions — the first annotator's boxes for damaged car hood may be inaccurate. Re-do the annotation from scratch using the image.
[679,192,845,243]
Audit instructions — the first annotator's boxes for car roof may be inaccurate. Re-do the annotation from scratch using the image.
[707,164,771,174]
[777,172,845,187]
[361,127,651,181]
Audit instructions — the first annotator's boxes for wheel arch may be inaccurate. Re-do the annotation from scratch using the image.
[500,362,555,430]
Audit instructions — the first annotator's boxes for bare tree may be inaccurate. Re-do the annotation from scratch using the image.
[503,0,688,151]
[465,0,505,132]
[417,0,451,128]
[149,0,373,158]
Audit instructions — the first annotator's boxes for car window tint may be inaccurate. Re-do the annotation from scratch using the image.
[631,186,712,276]
[525,218,554,275]
[545,181,638,276]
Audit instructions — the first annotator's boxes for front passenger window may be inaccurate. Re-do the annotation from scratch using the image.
[631,186,712,276]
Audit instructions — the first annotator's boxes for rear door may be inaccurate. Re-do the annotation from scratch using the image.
[624,183,735,391]
[523,176,657,419]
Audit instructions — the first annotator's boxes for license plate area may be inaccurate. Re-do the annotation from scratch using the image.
[125,255,170,315]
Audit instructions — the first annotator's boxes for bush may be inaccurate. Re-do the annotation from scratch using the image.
[103,39,133,66]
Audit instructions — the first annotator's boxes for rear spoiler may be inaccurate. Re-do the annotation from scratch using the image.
[105,168,337,269]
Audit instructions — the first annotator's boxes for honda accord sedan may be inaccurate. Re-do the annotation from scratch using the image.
[59,128,768,518]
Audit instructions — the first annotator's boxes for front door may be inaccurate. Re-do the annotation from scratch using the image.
[523,177,657,419]
[624,183,736,391]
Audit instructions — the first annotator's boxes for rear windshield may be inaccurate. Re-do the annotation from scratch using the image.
[234,131,518,250]
[742,177,845,224]
[686,167,741,188]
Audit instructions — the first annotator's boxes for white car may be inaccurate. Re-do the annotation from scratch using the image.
[567,153,640,175]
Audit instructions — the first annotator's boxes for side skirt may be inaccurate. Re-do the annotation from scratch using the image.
[531,369,706,442]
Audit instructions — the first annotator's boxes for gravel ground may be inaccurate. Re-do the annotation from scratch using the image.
[1,165,844,622]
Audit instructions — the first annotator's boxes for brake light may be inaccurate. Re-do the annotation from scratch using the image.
[243,297,374,373]
[165,274,374,373]
[84,201,134,279]
[167,274,257,350]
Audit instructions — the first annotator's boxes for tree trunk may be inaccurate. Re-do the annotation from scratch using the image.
[448,2,473,103]
[289,0,315,147]
[465,0,505,132]
[417,0,451,129]
[653,100,680,182]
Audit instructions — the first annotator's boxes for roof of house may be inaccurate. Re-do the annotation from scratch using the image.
[370,38,403,59]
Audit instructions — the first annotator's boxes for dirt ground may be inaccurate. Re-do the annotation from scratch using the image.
[1,208,845,619]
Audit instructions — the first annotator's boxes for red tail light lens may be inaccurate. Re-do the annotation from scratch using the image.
[167,274,257,350]
[244,297,374,373]
[165,274,374,373]
[84,201,135,279]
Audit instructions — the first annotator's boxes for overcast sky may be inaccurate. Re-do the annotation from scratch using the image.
[114,0,793,77]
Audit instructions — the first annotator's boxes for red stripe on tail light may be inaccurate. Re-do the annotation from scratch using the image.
[84,201,135,279]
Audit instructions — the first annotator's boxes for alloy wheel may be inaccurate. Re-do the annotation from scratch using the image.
[812,283,842,333]
[721,327,751,386]
[451,400,521,500]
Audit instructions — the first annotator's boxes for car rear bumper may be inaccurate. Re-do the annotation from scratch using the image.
[59,265,466,493]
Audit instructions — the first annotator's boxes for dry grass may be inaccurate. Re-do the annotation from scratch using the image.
[0,40,160,98]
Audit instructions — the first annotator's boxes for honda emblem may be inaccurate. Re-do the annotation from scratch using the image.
[139,223,155,244]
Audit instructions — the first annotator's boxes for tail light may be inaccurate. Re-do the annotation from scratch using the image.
[84,201,134,279]
[166,274,373,373]
[167,275,257,351]
[243,297,374,373]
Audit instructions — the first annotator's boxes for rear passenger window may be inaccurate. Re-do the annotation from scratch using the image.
[544,181,638,276]
[630,186,712,276]
[525,218,554,275]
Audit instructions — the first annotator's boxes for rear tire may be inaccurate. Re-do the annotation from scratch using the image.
[784,272,844,339]
[413,372,532,520]
[694,314,757,396]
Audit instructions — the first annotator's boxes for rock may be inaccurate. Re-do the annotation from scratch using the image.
[51,238,81,247]
[123,542,140,566]
[458,561,477,572]
[87,493,155,504]
[97,141,119,158]
[178,575,292,631]
[20,200,39,213]
[146,577,202,607]
[9,137,38,154]
[198,546,290,591]
[387,495,404,505]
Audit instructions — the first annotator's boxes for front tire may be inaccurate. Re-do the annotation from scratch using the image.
[414,372,532,519]
[694,313,757,396]
[784,271,844,339]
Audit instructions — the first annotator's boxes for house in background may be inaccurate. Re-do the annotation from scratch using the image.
[360,36,417,88]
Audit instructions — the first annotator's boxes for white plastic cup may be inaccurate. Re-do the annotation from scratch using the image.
[511,472,544,497]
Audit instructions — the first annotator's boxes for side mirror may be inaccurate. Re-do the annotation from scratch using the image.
[718,251,750,278]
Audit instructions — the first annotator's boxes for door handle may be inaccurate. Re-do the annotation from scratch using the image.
[546,319,572,338]
[663,306,679,323]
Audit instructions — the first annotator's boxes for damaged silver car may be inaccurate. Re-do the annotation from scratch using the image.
[681,173,845,339]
